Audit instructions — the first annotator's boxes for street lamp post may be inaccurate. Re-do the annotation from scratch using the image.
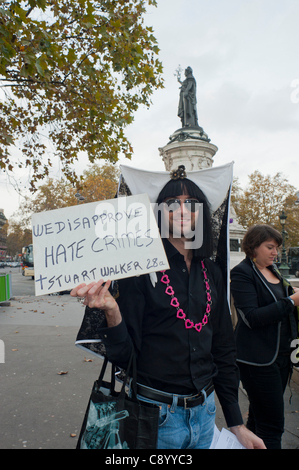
[279,210,289,277]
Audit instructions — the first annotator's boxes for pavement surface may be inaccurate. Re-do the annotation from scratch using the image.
[0,273,299,449]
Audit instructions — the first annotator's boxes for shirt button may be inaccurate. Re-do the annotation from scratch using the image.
[182,269,186,273]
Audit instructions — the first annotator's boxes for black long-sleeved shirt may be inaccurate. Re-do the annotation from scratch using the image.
[93,239,243,427]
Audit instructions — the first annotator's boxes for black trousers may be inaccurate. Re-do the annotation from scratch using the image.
[238,355,291,449]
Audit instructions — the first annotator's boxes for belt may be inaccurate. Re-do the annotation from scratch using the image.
[137,382,214,409]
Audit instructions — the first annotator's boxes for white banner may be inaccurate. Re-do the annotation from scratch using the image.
[32,194,169,296]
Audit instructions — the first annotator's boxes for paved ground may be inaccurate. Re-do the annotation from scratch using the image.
[0,280,299,449]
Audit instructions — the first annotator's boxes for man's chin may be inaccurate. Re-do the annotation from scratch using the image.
[172,229,195,239]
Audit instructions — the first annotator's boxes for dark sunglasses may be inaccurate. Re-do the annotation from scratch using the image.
[163,198,201,213]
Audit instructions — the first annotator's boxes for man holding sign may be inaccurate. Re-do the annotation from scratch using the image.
[72,164,265,449]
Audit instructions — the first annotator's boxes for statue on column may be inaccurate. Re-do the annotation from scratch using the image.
[176,66,199,128]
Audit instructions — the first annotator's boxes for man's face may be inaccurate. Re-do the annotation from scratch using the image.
[163,194,200,239]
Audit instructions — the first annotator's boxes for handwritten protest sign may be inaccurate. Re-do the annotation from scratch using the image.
[32,193,169,296]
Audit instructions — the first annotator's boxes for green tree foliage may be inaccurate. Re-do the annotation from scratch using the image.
[0,0,163,189]
[7,162,120,254]
[233,171,299,248]
[6,220,32,256]
[10,162,119,222]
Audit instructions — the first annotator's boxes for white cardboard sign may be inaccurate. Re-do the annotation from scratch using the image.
[32,194,169,296]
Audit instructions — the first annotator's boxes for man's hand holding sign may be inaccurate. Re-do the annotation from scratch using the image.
[71,279,122,328]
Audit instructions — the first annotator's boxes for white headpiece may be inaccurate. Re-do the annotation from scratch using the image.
[119,162,234,212]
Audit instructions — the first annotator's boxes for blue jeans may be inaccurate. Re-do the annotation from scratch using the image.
[137,387,216,449]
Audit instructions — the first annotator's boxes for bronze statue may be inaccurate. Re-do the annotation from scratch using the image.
[176,66,199,128]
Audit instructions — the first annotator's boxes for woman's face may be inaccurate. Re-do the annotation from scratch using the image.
[253,238,279,268]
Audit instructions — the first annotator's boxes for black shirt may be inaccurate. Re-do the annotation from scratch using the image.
[98,239,243,427]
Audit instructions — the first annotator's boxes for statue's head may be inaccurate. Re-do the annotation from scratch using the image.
[185,66,193,76]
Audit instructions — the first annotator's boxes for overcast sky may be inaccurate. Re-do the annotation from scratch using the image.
[1,0,299,218]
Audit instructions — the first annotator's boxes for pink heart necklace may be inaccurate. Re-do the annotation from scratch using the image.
[160,260,211,333]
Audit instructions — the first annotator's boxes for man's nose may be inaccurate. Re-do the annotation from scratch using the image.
[180,201,188,214]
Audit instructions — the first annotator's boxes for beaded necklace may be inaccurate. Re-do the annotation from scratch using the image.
[160,260,212,333]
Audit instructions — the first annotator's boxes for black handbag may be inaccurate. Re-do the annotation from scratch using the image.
[76,352,159,449]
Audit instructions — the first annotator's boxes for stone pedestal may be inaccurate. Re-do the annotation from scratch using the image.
[159,127,218,172]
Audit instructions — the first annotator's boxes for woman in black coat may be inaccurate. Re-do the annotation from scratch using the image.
[231,225,299,449]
